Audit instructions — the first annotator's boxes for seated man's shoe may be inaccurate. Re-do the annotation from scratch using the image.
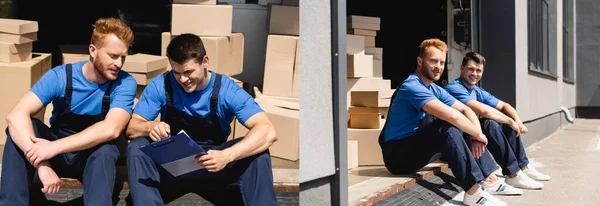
[505,171,544,189]
[463,188,508,206]
[522,165,551,181]
[482,180,523,195]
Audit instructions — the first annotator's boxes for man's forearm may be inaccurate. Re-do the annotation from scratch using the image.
[126,120,157,139]
[53,121,121,154]
[444,109,482,138]
[461,109,483,136]
[6,112,37,151]
[224,124,276,161]
[483,108,516,125]
[502,105,522,124]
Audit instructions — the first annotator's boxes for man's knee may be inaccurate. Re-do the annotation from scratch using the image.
[441,123,463,139]
[480,118,501,130]
[126,137,151,159]
[90,143,119,160]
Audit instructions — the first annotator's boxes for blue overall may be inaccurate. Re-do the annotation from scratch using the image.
[379,81,497,191]
[0,64,120,206]
[126,73,277,206]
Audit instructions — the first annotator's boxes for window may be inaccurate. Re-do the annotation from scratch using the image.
[528,0,553,75]
[563,0,574,83]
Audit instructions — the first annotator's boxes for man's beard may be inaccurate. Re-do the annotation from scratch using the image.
[93,58,117,81]
[419,66,439,81]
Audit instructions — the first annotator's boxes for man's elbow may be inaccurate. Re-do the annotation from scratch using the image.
[5,109,25,127]
[266,125,278,145]
[106,126,124,140]
[479,110,492,119]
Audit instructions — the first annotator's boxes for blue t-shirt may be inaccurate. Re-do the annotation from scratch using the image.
[133,70,263,139]
[30,60,138,124]
[444,78,499,108]
[382,73,457,142]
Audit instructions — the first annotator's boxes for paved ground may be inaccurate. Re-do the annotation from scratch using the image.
[378,118,600,206]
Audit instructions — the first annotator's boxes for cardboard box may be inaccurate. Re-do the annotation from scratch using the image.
[263,35,298,97]
[347,21,380,31]
[59,44,89,64]
[0,53,52,144]
[348,107,389,129]
[0,18,38,35]
[173,0,216,4]
[130,67,167,86]
[0,42,32,63]
[348,15,381,24]
[267,5,299,36]
[348,140,359,169]
[291,39,300,98]
[365,47,382,60]
[350,91,392,107]
[226,117,237,141]
[347,15,381,31]
[260,103,299,161]
[347,78,382,92]
[364,36,375,47]
[171,4,233,36]
[380,79,391,91]
[123,53,168,74]
[347,128,384,166]
[234,118,248,139]
[347,29,376,37]
[132,85,147,107]
[347,34,365,55]
[0,32,37,44]
[63,53,89,64]
[373,59,382,78]
[202,33,244,76]
[256,95,299,110]
[161,32,171,57]
[347,54,373,78]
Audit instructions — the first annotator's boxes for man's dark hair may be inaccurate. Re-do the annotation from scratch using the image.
[166,33,207,65]
[461,52,486,67]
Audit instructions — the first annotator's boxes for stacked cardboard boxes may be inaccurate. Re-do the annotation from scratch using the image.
[249,3,300,163]
[345,15,392,169]
[0,19,53,159]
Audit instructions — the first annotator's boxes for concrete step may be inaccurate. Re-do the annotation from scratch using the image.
[348,160,449,206]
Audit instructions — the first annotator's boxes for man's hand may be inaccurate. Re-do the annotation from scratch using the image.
[471,133,488,146]
[149,122,171,142]
[518,122,529,135]
[37,162,60,194]
[196,150,234,172]
[508,119,521,137]
[470,140,486,158]
[25,136,59,167]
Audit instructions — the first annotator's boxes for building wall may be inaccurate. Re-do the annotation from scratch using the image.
[576,0,600,116]
[481,0,576,146]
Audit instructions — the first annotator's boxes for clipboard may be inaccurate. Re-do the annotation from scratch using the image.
[140,130,207,177]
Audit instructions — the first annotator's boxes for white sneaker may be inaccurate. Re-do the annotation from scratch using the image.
[522,166,551,181]
[482,180,523,195]
[505,171,544,189]
[463,188,508,206]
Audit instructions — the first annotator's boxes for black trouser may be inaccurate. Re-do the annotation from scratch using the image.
[381,119,497,191]
[480,118,530,176]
